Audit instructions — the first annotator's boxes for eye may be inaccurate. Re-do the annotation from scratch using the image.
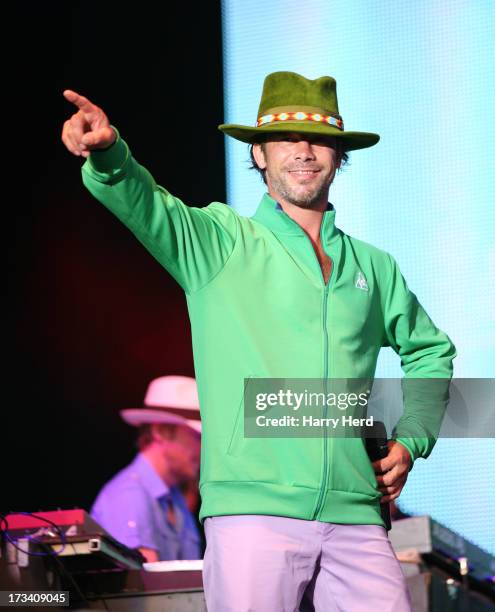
[276,134,300,143]
[314,138,337,148]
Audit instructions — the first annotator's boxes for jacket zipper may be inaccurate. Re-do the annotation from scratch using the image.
[281,208,334,520]
[312,279,330,519]
[301,219,334,520]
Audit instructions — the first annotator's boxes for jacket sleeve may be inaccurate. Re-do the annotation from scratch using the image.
[381,254,457,462]
[80,130,238,293]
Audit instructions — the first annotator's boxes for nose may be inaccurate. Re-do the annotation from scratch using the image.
[293,140,315,161]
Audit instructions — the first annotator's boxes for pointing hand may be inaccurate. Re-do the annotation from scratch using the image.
[61,90,116,158]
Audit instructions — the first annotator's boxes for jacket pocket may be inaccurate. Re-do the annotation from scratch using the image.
[328,438,380,498]
[226,376,254,456]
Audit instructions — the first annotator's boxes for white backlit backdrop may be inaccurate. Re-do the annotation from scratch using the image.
[221,0,495,554]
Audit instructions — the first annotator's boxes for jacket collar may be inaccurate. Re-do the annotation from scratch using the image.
[251,192,340,245]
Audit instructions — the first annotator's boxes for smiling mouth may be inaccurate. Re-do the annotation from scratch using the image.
[288,170,320,179]
[289,169,320,174]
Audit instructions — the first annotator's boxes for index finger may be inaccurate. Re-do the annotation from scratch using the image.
[63,89,96,113]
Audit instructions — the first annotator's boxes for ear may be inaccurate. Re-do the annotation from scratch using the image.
[252,143,267,170]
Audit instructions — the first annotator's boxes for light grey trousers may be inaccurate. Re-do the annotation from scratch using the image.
[202,515,412,612]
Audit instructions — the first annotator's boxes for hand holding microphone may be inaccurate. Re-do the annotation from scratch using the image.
[365,421,412,530]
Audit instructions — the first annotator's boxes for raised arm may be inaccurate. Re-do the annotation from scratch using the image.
[61,91,237,293]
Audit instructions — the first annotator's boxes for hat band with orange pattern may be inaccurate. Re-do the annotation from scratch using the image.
[257,111,343,130]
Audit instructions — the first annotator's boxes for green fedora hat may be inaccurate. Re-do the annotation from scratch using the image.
[218,71,379,151]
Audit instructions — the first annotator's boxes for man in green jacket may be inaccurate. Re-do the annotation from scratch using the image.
[62,71,455,611]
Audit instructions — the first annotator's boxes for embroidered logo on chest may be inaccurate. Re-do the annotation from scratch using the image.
[355,270,369,291]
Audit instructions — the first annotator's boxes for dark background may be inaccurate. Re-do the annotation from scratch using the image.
[7,2,225,514]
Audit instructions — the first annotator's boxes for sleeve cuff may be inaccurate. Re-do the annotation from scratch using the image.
[393,437,418,470]
[85,126,129,174]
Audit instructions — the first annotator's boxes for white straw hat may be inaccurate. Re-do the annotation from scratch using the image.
[120,375,201,433]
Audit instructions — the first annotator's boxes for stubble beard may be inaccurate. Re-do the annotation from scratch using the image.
[268,169,333,209]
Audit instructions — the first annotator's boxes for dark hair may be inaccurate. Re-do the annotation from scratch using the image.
[248,139,350,185]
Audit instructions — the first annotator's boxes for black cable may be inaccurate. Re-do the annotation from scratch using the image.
[2,511,127,609]
[0,512,68,557]
[39,540,90,607]
[0,512,90,606]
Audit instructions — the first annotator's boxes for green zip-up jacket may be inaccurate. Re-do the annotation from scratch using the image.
[81,134,456,527]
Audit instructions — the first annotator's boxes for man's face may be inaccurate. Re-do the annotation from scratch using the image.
[157,425,201,484]
[253,133,341,209]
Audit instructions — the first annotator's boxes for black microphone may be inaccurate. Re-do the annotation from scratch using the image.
[364,420,392,531]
